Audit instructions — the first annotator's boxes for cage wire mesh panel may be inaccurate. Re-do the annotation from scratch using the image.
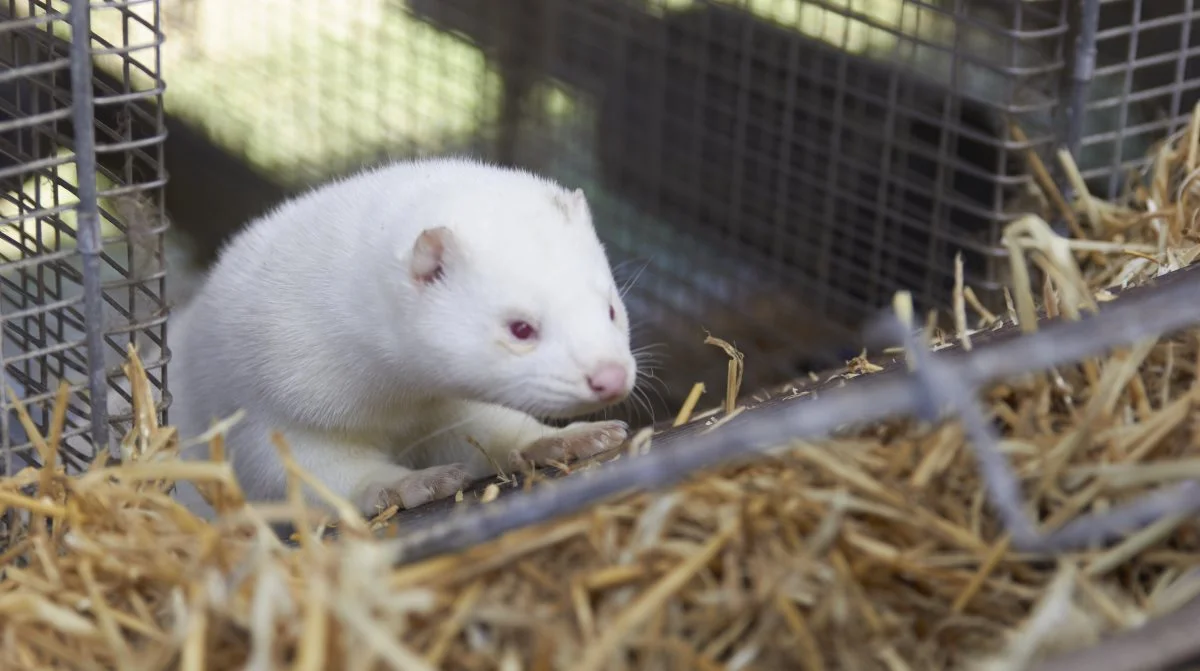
[585,1,1066,373]
[406,0,1074,413]
[141,0,1200,421]
[1080,0,1200,200]
[0,0,169,476]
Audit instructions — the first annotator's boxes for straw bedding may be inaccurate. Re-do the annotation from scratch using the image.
[3,114,1200,670]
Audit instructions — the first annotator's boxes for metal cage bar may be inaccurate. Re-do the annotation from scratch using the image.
[1081,0,1200,199]
[0,0,169,476]
[69,0,110,452]
[72,0,1195,420]
[396,0,1199,411]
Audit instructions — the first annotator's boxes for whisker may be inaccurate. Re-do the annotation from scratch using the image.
[611,256,645,278]
[633,342,668,363]
[632,341,667,352]
[634,355,666,369]
[636,372,671,414]
[631,385,657,425]
[618,257,653,299]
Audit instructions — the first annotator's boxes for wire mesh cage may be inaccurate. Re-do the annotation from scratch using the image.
[0,0,169,477]
[80,0,1200,426]
[576,0,1068,377]
[397,0,1200,414]
[1081,0,1200,200]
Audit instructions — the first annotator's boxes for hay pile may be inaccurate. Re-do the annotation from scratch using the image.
[3,117,1200,671]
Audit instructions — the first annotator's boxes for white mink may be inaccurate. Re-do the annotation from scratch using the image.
[167,157,638,518]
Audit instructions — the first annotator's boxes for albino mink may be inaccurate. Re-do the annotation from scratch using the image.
[168,157,638,517]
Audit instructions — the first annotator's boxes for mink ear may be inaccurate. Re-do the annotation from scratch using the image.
[410,226,456,285]
[553,187,591,224]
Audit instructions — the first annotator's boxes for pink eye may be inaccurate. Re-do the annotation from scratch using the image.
[609,304,616,321]
[509,320,536,341]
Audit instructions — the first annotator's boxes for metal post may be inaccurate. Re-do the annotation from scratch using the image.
[1065,0,1100,163]
[67,0,111,453]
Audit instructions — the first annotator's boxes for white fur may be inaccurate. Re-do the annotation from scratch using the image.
[167,157,638,517]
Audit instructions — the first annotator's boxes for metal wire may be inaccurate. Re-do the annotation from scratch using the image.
[140,0,1200,418]
[1084,0,1200,199]
[1066,0,1101,160]
[575,0,1071,407]
[69,0,110,453]
[0,0,169,475]
[381,263,1200,564]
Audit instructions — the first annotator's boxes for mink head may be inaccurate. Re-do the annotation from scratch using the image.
[394,171,637,419]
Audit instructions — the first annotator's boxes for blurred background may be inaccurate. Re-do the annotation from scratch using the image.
[3,0,1200,447]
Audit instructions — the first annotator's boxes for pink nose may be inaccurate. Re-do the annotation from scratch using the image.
[587,362,629,401]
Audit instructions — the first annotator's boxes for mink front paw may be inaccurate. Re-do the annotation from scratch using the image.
[358,463,471,513]
[509,420,629,471]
